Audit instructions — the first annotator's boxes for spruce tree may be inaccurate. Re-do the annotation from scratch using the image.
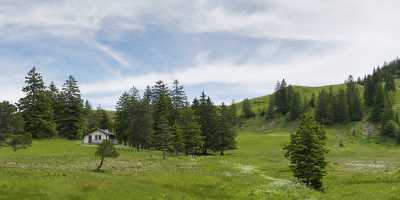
[265,95,275,120]
[214,103,237,155]
[196,92,218,154]
[171,122,184,155]
[346,76,363,121]
[384,74,396,91]
[288,90,302,120]
[284,113,328,190]
[371,83,386,122]
[334,89,350,123]
[241,98,255,119]
[315,90,334,125]
[180,106,203,156]
[276,79,289,114]
[18,67,56,138]
[58,76,84,139]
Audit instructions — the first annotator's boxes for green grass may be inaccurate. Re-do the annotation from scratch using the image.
[1,124,400,199]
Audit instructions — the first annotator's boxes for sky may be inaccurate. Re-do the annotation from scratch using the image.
[1,0,400,109]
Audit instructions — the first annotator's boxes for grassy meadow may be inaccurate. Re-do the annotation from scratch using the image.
[1,120,400,199]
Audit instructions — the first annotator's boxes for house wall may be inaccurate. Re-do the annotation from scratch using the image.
[83,130,110,144]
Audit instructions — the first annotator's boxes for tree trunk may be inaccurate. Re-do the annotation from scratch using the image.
[97,156,104,171]
[220,150,224,156]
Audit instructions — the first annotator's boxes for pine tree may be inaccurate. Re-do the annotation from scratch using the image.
[288,90,302,120]
[241,98,255,119]
[0,102,31,151]
[180,106,203,156]
[265,95,275,120]
[284,113,328,190]
[364,75,375,107]
[334,89,350,123]
[171,122,184,155]
[384,74,396,91]
[155,115,171,159]
[214,103,237,155]
[99,109,112,130]
[170,79,186,113]
[315,90,334,125]
[371,83,386,122]
[309,93,316,108]
[346,76,363,121]
[57,76,84,139]
[196,92,218,154]
[18,67,56,138]
[276,79,289,114]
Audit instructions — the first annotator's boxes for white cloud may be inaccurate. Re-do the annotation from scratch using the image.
[2,0,400,108]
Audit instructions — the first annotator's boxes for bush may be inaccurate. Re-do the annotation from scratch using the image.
[382,120,399,137]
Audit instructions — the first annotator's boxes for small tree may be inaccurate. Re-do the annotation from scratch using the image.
[284,113,328,190]
[95,140,119,171]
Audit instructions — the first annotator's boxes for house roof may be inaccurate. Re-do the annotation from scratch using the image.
[92,128,115,136]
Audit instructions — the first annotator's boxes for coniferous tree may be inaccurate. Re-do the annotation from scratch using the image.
[309,93,316,108]
[18,67,56,138]
[284,113,328,190]
[196,93,218,154]
[214,103,237,155]
[58,76,84,139]
[82,100,92,135]
[152,81,173,157]
[276,79,289,114]
[115,92,132,145]
[371,83,386,122]
[385,74,396,91]
[315,90,334,125]
[334,89,350,123]
[288,90,302,120]
[265,95,275,120]
[346,76,363,121]
[364,75,375,107]
[241,98,255,119]
[99,108,112,130]
[171,122,184,155]
[155,115,171,159]
[180,106,203,156]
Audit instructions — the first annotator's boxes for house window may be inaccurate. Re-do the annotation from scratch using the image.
[95,135,98,140]
[99,135,102,140]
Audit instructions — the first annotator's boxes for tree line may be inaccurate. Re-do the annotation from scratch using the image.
[115,80,237,158]
[0,67,113,149]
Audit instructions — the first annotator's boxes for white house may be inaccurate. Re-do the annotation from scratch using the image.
[83,128,117,144]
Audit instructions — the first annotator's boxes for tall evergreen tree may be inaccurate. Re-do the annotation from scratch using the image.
[275,79,289,114]
[315,90,334,125]
[284,113,328,190]
[288,89,302,120]
[214,103,237,155]
[346,76,363,121]
[334,89,350,123]
[241,98,255,119]
[364,75,375,107]
[384,74,396,91]
[18,67,56,138]
[57,76,84,139]
[371,83,386,122]
[180,106,203,156]
[196,92,218,154]
[265,95,275,120]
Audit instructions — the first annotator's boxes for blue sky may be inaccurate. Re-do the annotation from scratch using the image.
[1,0,400,109]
